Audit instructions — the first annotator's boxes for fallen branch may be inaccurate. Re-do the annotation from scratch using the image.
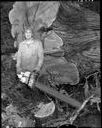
[69,94,94,125]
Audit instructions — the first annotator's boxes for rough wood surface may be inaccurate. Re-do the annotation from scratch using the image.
[52,2,100,76]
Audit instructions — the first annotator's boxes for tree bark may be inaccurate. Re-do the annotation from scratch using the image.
[52,2,100,76]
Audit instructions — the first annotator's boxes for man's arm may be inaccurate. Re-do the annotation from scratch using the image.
[36,40,44,72]
[16,43,22,73]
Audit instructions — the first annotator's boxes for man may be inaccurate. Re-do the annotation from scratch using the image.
[16,27,44,88]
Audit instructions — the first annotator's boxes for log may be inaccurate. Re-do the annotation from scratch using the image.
[52,2,100,76]
[84,9,100,30]
[53,3,100,46]
[62,30,100,46]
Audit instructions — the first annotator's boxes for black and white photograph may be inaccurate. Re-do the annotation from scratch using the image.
[1,1,100,127]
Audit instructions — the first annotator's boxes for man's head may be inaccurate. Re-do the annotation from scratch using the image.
[25,28,33,39]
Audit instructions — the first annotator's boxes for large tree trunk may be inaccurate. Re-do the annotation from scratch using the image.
[52,2,100,76]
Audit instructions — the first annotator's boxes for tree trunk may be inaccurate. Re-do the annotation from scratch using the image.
[52,2,100,76]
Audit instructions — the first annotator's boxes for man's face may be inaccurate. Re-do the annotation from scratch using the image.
[25,29,32,39]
